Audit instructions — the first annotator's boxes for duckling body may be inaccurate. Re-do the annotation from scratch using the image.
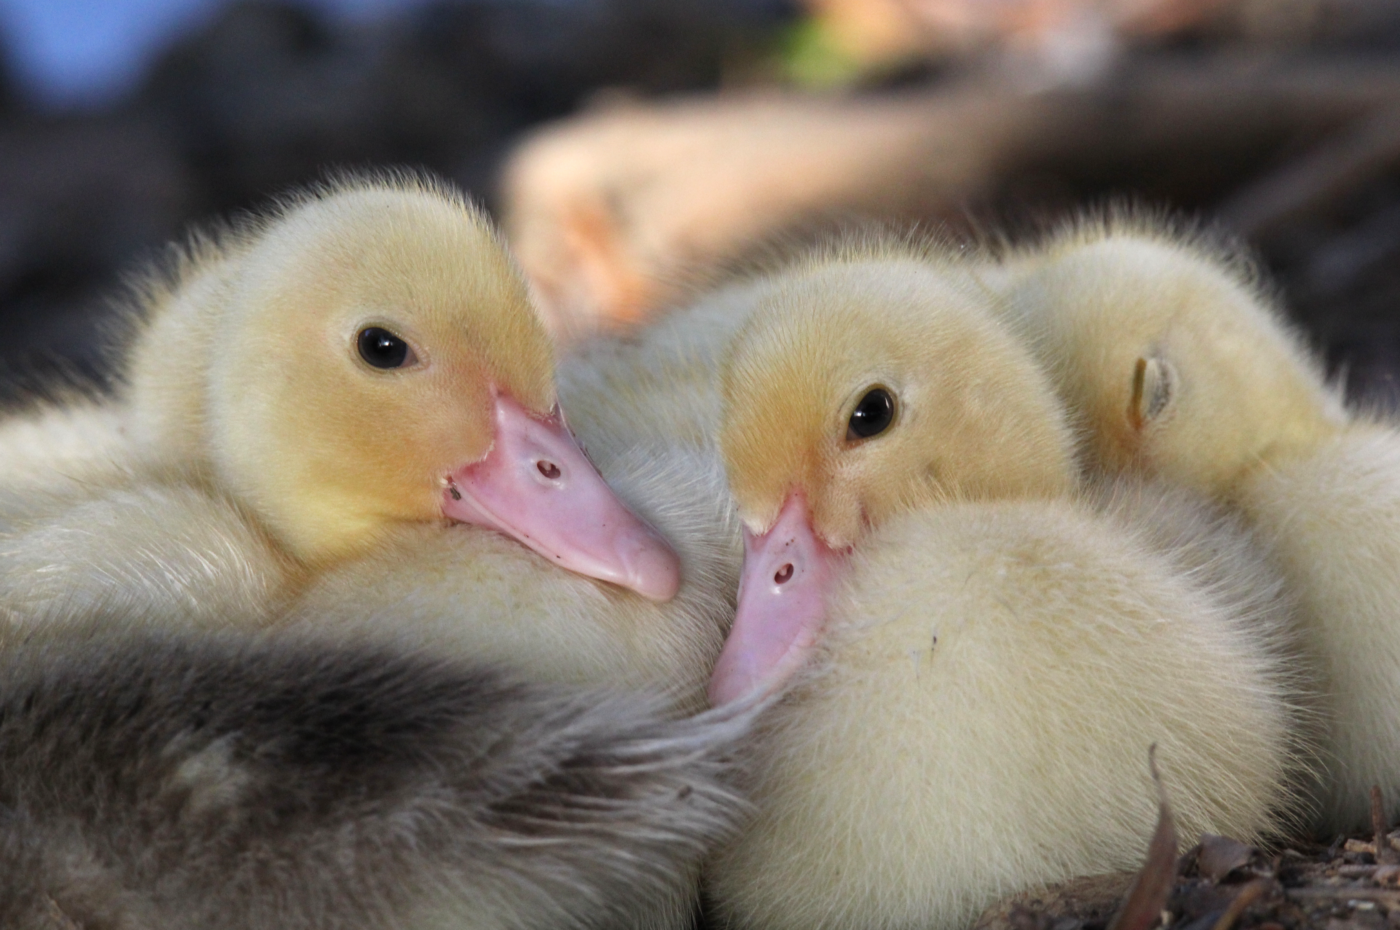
[713,494,1294,930]
[704,241,1306,930]
[989,218,1392,832]
[556,276,767,470]
[0,476,287,630]
[0,440,736,702]
[0,626,751,930]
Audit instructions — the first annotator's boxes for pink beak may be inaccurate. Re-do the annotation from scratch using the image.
[442,394,681,602]
[708,494,846,706]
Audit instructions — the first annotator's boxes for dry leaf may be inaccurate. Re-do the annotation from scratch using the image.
[1107,747,1179,930]
[1198,834,1257,883]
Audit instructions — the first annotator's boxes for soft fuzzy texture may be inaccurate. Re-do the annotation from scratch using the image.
[0,626,754,930]
[704,237,1308,930]
[0,173,752,929]
[986,212,1399,833]
[0,477,290,630]
[987,212,1343,499]
[0,398,128,497]
[0,432,739,709]
[718,238,1075,547]
[286,442,741,709]
[557,277,770,470]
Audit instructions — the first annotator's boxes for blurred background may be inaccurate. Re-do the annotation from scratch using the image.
[1,0,1399,405]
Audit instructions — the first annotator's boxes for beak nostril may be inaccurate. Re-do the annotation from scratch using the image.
[774,563,794,585]
[536,460,562,480]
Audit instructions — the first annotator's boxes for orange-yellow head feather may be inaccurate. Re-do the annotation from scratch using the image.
[719,239,1076,549]
[131,175,557,566]
[993,216,1345,498]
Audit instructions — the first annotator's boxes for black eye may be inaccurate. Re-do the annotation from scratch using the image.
[847,387,895,441]
[357,327,416,369]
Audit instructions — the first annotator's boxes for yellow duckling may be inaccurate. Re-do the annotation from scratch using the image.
[704,239,1306,930]
[0,175,682,631]
[989,215,1398,834]
[132,175,679,591]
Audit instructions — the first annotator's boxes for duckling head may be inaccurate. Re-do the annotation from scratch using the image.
[998,226,1344,498]
[201,177,678,599]
[710,243,1076,703]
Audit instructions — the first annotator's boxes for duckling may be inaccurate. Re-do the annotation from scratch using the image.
[0,623,753,930]
[703,239,1306,930]
[0,175,684,631]
[128,174,680,595]
[987,215,1398,834]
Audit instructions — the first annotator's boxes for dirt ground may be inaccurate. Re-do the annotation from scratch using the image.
[976,785,1400,930]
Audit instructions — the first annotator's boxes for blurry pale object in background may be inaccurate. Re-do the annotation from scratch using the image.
[500,49,1400,337]
[500,92,987,335]
[500,0,1259,337]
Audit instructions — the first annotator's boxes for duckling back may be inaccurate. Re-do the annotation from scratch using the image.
[0,626,752,930]
[1236,422,1400,830]
[0,398,129,499]
[0,475,289,630]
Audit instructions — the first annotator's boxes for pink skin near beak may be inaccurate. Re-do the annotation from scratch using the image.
[441,394,681,602]
[708,494,846,706]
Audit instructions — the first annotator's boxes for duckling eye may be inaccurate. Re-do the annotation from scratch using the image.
[357,327,417,370]
[847,387,895,442]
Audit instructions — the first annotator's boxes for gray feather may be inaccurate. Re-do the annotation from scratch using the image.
[0,628,753,930]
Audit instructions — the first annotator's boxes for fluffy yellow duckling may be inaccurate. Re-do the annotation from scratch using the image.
[703,239,1306,930]
[0,175,683,631]
[989,216,1400,834]
[133,175,679,590]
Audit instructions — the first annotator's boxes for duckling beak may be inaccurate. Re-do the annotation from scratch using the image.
[441,394,682,601]
[708,494,845,706]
